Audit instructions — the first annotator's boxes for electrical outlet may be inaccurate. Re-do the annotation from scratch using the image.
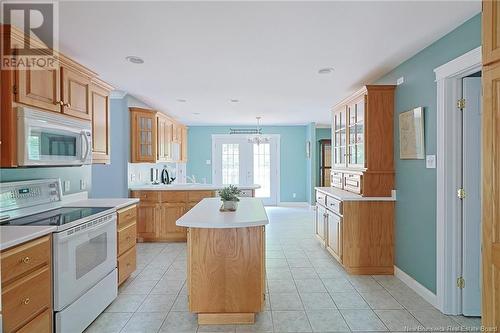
[63,180,71,192]
[130,173,136,182]
[293,193,297,198]
[206,160,211,165]
[80,179,86,190]
[426,155,436,169]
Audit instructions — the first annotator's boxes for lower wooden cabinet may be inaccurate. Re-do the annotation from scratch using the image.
[1,235,52,333]
[315,189,394,275]
[131,190,215,242]
[116,204,138,285]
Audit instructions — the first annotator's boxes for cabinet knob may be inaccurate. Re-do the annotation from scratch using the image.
[23,298,30,305]
[21,256,31,264]
[55,100,64,106]
[64,102,71,108]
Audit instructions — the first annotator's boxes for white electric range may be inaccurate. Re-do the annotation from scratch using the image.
[0,179,118,333]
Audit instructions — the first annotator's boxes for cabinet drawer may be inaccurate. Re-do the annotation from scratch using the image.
[131,191,160,202]
[161,191,188,203]
[1,235,51,284]
[117,204,137,228]
[118,246,136,285]
[331,172,343,189]
[17,308,51,333]
[316,191,326,206]
[326,196,342,215]
[344,173,362,194]
[118,222,137,256]
[187,191,214,203]
[2,266,51,333]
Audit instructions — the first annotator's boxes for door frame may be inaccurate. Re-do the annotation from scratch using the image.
[434,46,482,315]
[211,134,281,204]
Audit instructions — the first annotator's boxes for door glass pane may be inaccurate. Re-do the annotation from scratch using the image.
[253,143,271,198]
[356,144,364,165]
[340,129,346,146]
[75,232,107,280]
[349,125,356,145]
[222,143,239,185]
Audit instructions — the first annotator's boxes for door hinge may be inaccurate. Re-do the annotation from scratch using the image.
[457,98,465,110]
[457,188,466,199]
[13,85,17,95]
[457,276,465,289]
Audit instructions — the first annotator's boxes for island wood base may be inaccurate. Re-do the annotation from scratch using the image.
[187,226,265,325]
[198,313,255,325]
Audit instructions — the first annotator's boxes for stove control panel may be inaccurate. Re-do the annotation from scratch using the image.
[0,179,62,213]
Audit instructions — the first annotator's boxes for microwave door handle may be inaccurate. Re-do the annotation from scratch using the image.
[81,131,90,161]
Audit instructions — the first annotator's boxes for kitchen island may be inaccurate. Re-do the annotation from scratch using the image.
[176,197,268,325]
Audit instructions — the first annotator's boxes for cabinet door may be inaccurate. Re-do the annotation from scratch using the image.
[136,203,158,240]
[347,96,365,168]
[181,126,188,162]
[332,106,348,168]
[15,66,61,112]
[61,66,91,120]
[327,211,342,262]
[157,116,167,161]
[90,84,110,164]
[157,203,186,241]
[131,111,157,163]
[483,1,500,65]
[315,205,326,241]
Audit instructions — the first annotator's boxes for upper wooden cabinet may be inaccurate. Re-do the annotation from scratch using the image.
[60,63,92,120]
[130,108,158,163]
[15,66,61,113]
[331,85,395,197]
[130,108,188,163]
[90,78,113,164]
[483,1,500,65]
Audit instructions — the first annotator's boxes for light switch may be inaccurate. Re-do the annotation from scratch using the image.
[206,160,211,165]
[426,155,436,169]
[63,180,71,192]
[80,179,86,190]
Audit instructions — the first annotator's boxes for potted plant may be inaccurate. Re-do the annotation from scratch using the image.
[218,185,242,211]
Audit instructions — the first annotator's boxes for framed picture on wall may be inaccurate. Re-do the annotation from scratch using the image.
[399,107,425,159]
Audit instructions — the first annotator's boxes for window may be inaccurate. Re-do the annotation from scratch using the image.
[222,143,239,185]
[253,143,271,198]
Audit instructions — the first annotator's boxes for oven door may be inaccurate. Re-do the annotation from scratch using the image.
[17,107,92,166]
[53,214,117,311]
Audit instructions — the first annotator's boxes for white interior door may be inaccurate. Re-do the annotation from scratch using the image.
[212,135,279,205]
[461,76,482,316]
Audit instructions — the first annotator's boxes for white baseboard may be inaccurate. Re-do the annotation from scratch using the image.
[277,202,310,207]
[394,266,437,307]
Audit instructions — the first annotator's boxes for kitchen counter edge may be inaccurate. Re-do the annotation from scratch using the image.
[315,187,396,201]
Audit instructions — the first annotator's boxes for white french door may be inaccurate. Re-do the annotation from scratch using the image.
[212,134,279,205]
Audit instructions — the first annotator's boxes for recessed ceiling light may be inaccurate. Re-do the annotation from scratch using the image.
[192,112,200,115]
[229,99,240,103]
[177,99,187,103]
[318,67,334,74]
[125,56,144,64]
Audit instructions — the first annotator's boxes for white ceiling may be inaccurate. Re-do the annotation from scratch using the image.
[58,1,480,126]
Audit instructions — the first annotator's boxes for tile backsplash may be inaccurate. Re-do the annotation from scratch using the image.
[128,162,186,186]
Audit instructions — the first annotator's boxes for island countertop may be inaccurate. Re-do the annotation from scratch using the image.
[129,184,260,191]
[176,197,269,228]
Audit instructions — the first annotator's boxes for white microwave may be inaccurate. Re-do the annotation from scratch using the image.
[17,107,92,166]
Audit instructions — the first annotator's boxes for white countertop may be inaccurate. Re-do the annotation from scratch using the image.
[65,198,140,210]
[0,225,56,251]
[129,184,260,191]
[176,197,269,228]
[315,187,396,201]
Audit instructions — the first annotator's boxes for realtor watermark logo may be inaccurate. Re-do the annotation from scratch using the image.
[1,1,59,70]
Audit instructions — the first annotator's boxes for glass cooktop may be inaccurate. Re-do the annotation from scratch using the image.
[1,207,113,226]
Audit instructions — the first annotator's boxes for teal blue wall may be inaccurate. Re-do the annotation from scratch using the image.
[0,165,91,195]
[315,128,331,187]
[375,14,481,293]
[187,126,307,202]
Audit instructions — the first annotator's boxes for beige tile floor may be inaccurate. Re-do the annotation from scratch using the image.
[86,206,481,333]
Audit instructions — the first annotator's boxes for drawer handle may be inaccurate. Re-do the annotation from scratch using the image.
[23,298,30,305]
[21,256,31,264]
[126,263,131,267]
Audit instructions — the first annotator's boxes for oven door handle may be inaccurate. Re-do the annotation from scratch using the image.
[81,131,90,162]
